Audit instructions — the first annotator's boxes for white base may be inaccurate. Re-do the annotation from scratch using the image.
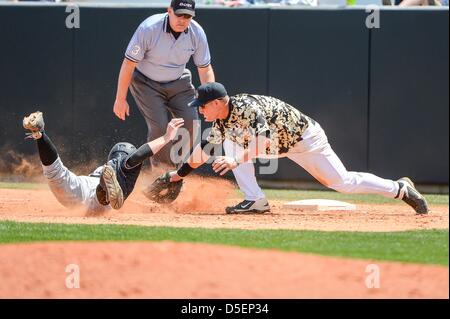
[283,199,356,211]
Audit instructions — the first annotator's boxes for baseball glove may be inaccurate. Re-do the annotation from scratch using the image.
[143,171,183,204]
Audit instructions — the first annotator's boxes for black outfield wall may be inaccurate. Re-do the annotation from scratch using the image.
[0,5,74,160]
[368,9,449,184]
[264,8,370,183]
[0,4,447,185]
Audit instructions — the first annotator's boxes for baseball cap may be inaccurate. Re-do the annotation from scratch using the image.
[188,82,228,108]
[171,0,196,17]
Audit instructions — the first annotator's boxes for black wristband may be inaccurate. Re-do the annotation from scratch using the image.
[177,162,194,177]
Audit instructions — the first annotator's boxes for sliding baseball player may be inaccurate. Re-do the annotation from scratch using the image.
[22,111,183,213]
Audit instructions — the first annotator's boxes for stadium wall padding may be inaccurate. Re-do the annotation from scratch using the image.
[0,4,448,184]
[368,9,449,184]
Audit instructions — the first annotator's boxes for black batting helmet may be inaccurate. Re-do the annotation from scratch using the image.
[108,142,137,161]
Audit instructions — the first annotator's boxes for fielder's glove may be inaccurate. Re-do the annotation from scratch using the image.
[144,171,183,204]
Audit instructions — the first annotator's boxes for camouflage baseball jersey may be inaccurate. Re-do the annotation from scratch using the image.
[207,94,313,155]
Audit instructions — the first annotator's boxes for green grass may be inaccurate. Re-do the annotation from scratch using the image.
[1,182,447,266]
[0,181,46,190]
[1,181,448,205]
[0,221,448,266]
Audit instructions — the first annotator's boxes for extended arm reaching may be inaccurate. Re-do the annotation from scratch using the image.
[125,118,184,168]
[169,141,218,181]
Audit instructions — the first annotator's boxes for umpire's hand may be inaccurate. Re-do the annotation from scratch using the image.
[113,99,130,121]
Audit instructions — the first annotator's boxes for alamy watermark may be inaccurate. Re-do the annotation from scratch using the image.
[169,120,280,175]
[365,5,380,29]
[65,264,80,289]
[65,4,80,29]
[365,264,381,289]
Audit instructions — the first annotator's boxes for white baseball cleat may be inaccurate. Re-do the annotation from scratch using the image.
[225,198,270,214]
[100,164,124,210]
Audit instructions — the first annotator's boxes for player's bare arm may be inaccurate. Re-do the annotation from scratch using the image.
[125,118,184,169]
[197,64,215,84]
[113,58,138,121]
[169,142,212,182]
[148,118,185,154]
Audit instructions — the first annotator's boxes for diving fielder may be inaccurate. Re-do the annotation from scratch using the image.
[165,82,429,214]
[22,111,184,213]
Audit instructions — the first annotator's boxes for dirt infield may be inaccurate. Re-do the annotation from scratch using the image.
[0,181,448,232]
[1,178,448,299]
[0,241,447,298]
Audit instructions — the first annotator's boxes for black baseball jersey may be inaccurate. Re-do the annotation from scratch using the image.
[207,94,313,154]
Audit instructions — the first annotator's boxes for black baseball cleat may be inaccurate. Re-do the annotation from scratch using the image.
[225,198,270,214]
[100,164,124,210]
[396,177,429,214]
[23,111,45,139]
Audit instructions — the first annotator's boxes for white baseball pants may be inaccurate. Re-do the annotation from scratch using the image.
[42,157,108,212]
[223,121,399,200]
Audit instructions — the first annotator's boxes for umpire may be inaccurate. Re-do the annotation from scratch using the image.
[113,0,215,167]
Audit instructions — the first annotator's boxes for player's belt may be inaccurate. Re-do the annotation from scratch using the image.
[135,68,184,84]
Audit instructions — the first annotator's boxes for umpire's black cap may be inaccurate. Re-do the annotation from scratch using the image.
[171,0,196,17]
[188,82,228,108]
